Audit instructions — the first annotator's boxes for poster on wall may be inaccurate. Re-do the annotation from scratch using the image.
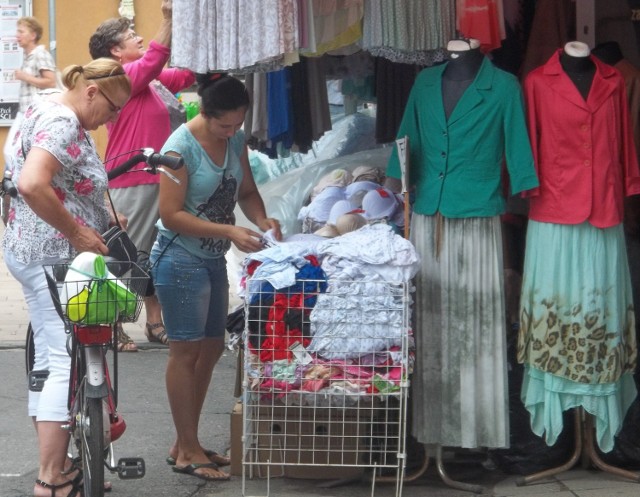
[0,1,32,126]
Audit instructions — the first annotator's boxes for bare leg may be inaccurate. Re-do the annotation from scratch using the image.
[168,338,228,464]
[145,294,163,327]
[144,295,168,344]
[194,338,224,429]
[166,339,227,479]
[33,421,73,497]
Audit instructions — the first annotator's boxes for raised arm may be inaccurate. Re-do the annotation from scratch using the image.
[154,0,173,48]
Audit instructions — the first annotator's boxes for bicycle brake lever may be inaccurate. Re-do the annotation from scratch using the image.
[139,167,181,184]
[157,167,181,184]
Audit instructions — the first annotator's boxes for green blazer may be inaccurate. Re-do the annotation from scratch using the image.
[387,57,538,218]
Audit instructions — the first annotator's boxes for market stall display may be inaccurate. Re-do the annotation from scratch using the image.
[240,224,419,496]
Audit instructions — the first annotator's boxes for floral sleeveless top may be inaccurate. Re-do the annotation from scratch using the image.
[2,100,110,264]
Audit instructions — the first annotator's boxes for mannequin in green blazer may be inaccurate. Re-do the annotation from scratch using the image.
[387,43,538,216]
[386,39,538,452]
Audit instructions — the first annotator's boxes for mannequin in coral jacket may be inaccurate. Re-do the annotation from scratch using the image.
[519,41,640,453]
[387,38,538,450]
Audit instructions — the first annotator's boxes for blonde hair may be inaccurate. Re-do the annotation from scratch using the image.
[61,58,131,100]
[18,17,43,42]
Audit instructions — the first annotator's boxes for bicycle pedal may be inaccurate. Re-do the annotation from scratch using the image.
[117,457,145,479]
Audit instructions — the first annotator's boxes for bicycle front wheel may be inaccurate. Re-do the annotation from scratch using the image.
[80,392,105,497]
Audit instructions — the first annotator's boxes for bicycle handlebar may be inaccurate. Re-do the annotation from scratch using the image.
[107,149,184,181]
[1,148,184,199]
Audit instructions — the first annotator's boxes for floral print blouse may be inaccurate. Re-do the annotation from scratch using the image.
[2,100,110,264]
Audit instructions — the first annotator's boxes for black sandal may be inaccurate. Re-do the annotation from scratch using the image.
[35,476,82,497]
[145,322,168,344]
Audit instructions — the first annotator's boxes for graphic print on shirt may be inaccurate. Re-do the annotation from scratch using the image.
[197,173,237,254]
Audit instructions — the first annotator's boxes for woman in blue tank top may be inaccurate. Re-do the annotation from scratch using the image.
[150,73,281,481]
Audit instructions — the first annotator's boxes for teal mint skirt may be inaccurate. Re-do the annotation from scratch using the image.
[518,220,637,452]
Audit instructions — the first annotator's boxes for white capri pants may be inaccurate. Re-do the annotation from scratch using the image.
[4,250,70,421]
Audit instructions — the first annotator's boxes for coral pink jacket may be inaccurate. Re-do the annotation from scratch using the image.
[524,50,640,228]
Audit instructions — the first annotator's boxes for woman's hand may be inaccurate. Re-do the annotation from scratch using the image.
[228,226,266,253]
[68,225,109,255]
[161,0,172,21]
[110,211,129,230]
[258,218,282,241]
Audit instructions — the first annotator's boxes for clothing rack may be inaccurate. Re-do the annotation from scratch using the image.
[241,276,411,497]
[377,444,485,494]
[516,407,640,486]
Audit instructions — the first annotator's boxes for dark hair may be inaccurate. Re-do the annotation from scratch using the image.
[88,17,131,59]
[196,73,250,119]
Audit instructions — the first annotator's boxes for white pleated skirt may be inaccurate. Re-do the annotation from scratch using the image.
[410,213,509,449]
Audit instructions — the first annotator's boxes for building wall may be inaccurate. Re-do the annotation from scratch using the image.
[1,0,162,173]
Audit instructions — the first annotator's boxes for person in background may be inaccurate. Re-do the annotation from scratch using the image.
[3,16,58,188]
[89,0,195,351]
[150,74,281,481]
[2,58,130,497]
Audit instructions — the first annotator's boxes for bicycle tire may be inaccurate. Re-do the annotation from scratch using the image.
[80,390,105,497]
[25,322,34,375]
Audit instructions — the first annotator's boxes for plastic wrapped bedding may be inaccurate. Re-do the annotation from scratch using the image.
[237,146,392,237]
[248,111,381,185]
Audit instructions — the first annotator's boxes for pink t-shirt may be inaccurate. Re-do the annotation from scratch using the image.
[105,41,195,189]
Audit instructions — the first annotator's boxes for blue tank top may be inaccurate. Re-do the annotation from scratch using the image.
[157,124,245,259]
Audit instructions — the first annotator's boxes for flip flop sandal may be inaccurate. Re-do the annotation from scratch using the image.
[145,322,168,344]
[167,449,230,467]
[172,462,230,481]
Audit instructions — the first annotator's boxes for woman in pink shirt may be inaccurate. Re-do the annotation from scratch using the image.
[89,0,195,351]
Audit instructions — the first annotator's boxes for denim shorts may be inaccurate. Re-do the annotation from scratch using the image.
[150,235,228,342]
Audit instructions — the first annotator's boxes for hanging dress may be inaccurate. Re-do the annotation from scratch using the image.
[519,50,640,452]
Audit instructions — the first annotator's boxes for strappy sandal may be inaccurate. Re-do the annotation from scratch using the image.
[35,476,82,497]
[145,322,168,344]
[62,461,112,493]
[116,322,138,352]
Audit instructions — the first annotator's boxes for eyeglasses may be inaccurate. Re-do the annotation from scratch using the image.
[98,88,121,114]
[122,31,138,42]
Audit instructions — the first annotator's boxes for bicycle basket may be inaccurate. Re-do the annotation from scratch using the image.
[44,253,150,325]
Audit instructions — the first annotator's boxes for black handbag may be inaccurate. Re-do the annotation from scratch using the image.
[102,225,138,276]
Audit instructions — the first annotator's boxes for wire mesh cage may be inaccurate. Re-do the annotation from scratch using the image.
[43,258,150,326]
[242,277,411,495]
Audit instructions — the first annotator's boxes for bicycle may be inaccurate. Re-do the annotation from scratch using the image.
[44,258,149,496]
[4,149,183,497]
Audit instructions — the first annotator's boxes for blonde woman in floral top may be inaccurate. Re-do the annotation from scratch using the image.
[2,57,130,497]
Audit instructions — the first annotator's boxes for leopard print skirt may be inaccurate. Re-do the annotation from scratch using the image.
[518,220,637,451]
[518,221,637,383]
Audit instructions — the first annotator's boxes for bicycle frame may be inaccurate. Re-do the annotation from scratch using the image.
[44,259,149,497]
